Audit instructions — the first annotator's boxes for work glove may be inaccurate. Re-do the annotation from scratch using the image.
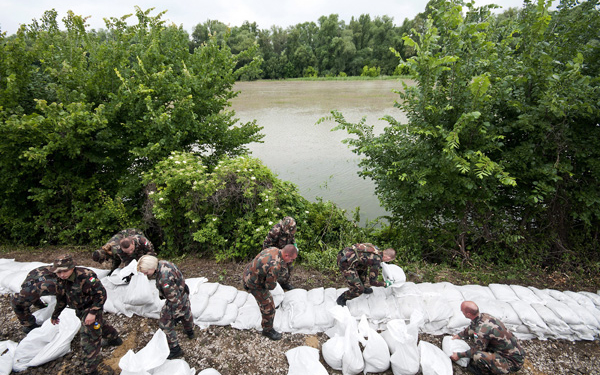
[384,279,394,288]
[92,250,103,263]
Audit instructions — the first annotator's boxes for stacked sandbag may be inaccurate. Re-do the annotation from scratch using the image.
[322,306,364,374]
[382,311,422,375]
[285,346,328,375]
[358,315,390,373]
[416,283,456,335]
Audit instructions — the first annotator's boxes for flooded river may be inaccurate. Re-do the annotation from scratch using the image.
[231,79,409,224]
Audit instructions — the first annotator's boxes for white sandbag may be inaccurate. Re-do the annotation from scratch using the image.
[564,291,596,309]
[213,284,238,303]
[545,300,584,325]
[347,294,370,318]
[33,296,57,325]
[342,323,364,375]
[0,340,17,375]
[438,282,465,302]
[212,303,239,326]
[382,263,406,284]
[390,343,419,375]
[422,296,453,324]
[395,295,425,320]
[151,358,196,375]
[322,336,345,370]
[281,289,307,310]
[510,285,546,304]
[13,308,81,372]
[367,288,389,322]
[489,284,520,302]
[274,308,293,333]
[197,282,219,296]
[531,303,572,337]
[528,287,555,304]
[385,296,403,320]
[190,293,210,317]
[392,282,422,297]
[446,300,471,332]
[124,274,156,306]
[119,329,169,375]
[197,297,229,322]
[480,300,522,327]
[307,287,325,305]
[232,290,249,307]
[415,283,441,297]
[419,341,452,375]
[0,270,27,294]
[198,369,221,375]
[459,285,495,301]
[271,283,285,307]
[285,346,328,375]
[86,267,111,279]
[314,289,337,328]
[579,291,600,307]
[441,336,470,367]
[381,318,419,354]
[508,300,551,339]
[184,277,208,295]
[230,300,261,330]
[359,316,390,374]
[565,302,600,328]
[545,289,578,305]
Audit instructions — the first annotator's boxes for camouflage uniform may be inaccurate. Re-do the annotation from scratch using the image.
[154,260,193,350]
[11,265,57,329]
[243,247,287,330]
[52,267,119,375]
[93,228,155,274]
[456,313,526,374]
[337,243,385,301]
[262,217,297,286]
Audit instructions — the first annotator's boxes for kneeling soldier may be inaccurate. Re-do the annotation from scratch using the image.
[11,264,57,333]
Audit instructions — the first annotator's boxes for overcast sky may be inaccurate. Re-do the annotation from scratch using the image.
[0,0,533,35]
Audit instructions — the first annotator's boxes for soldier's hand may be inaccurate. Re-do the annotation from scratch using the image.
[450,352,459,361]
[92,250,103,263]
[452,334,460,340]
[51,318,60,325]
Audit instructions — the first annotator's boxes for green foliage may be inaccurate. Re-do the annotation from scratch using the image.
[0,7,262,245]
[360,65,381,77]
[327,0,600,267]
[303,66,319,78]
[143,152,371,262]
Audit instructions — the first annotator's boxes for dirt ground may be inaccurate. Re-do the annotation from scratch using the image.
[1,247,599,375]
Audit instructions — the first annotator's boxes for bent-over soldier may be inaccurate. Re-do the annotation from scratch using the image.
[137,255,194,360]
[11,265,57,333]
[262,216,298,290]
[336,243,396,306]
[51,255,122,375]
[243,244,298,341]
[92,228,155,275]
[451,301,525,375]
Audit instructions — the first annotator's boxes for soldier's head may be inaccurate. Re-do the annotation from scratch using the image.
[281,216,297,235]
[382,248,396,262]
[460,301,480,320]
[120,237,135,254]
[52,254,75,279]
[137,255,158,277]
[281,244,298,263]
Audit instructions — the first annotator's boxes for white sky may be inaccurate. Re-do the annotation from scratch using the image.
[1,0,532,36]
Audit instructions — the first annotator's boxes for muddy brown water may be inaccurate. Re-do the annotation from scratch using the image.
[232,79,412,225]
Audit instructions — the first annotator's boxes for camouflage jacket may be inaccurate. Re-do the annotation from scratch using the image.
[101,229,155,271]
[338,243,384,286]
[262,223,295,250]
[20,265,57,297]
[243,247,286,290]
[457,313,525,367]
[52,267,106,319]
[154,260,187,305]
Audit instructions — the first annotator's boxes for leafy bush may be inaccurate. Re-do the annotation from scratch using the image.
[360,65,381,77]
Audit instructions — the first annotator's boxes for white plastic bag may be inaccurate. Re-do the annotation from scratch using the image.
[119,329,169,375]
[125,273,156,306]
[359,316,390,374]
[342,323,364,375]
[0,340,17,375]
[151,358,196,375]
[381,263,406,284]
[322,336,345,370]
[419,341,452,375]
[285,346,328,375]
[441,335,470,367]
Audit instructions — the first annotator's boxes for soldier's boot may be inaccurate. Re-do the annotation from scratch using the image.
[33,300,48,309]
[262,328,282,341]
[363,287,373,294]
[22,322,41,334]
[466,362,484,375]
[167,345,184,359]
[185,329,195,339]
[336,294,347,306]
[102,337,123,347]
[280,282,295,291]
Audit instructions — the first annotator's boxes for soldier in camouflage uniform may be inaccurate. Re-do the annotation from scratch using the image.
[50,255,122,375]
[11,265,57,333]
[262,216,298,290]
[137,255,194,360]
[92,228,155,276]
[451,301,525,375]
[243,244,298,341]
[336,243,396,306]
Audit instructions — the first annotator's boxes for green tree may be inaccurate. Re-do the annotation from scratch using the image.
[0,7,263,244]
[326,0,600,266]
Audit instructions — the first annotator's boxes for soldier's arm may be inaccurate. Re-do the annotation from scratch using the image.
[85,274,106,315]
[51,288,67,320]
[262,226,279,249]
[368,260,384,286]
[142,237,156,256]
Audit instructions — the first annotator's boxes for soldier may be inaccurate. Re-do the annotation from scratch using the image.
[137,255,194,359]
[50,255,122,375]
[262,216,298,290]
[450,301,525,375]
[336,243,396,306]
[243,244,298,341]
[10,264,57,333]
[92,228,155,275]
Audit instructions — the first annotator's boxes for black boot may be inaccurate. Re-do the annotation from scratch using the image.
[466,362,484,375]
[185,329,195,339]
[280,282,295,291]
[262,328,282,341]
[363,287,373,294]
[102,337,123,347]
[167,345,184,359]
[336,294,347,306]
[22,322,41,334]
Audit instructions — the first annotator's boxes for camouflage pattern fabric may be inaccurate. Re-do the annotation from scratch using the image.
[456,313,526,374]
[11,265,57,328]
[242,247,287,330]
[52,267,118,374]
[154,260,193,349]
[262,217,296,285]
[94,228,155,273]
[337,243,385,300]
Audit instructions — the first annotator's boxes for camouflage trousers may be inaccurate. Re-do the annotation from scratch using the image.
[76,310,118,374]
[337,253,369,301]
[11,292,50,328]
[247,288,275,330]
[472,351,522,374]
[160,296,193,349]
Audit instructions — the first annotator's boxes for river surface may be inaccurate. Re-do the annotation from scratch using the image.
[231,79,409,224]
